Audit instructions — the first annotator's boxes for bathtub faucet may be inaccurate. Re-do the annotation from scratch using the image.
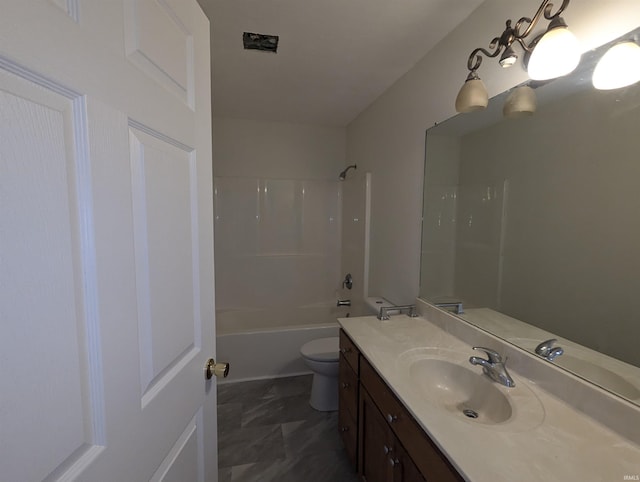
[342,273,353,290]
[337,299,351,307]
[377,304,418,320]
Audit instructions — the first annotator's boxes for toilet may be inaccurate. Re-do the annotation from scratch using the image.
[300,337,340,411]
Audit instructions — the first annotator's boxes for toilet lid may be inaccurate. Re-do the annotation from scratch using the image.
[300,337,339,362]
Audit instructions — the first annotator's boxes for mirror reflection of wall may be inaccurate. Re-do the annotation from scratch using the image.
[421,35,640,371]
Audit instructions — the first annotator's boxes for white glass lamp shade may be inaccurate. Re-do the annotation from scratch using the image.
[528,25,581,80]
[592,41,640,90]
[503,86,537,118]
[455,77,488,113]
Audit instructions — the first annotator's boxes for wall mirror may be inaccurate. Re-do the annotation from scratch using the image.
[420,26,640,406]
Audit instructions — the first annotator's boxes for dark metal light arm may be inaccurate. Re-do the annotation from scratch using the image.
[467,35,503,71]
[513,0,570,41]
[513,35,535,54]
[464,0,571,72]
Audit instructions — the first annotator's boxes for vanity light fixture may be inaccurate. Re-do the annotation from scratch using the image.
[527,16,581,80]
[455,0,581,113]
[503,85,537,118]
[454,70,488,113]
[592,40,640,90]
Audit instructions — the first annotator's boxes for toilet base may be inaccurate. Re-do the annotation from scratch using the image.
[309,372,338,411]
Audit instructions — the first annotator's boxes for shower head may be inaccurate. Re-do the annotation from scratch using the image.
[339,164,357,180]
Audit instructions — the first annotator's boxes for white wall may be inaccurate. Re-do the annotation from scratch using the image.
[213,118,346,179]
[212,118,346,310]
[347,0,640,305]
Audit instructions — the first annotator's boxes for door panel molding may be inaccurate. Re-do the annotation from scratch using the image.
[150,409,204,482]
[50,0,80,22]
[0,62,105,481]
[129,123,202,407]
[124,0,195,108]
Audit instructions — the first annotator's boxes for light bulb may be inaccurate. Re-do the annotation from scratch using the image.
[499,46,518,68]
[528,22,581,80]
[592,41,640,90]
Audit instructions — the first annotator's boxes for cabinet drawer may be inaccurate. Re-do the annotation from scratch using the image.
[339,355,358,419]
[360,358,463,482]
[338,400,358,470]
[339,329,359,372]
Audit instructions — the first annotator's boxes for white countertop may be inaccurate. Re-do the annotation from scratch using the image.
[338,313,640,481]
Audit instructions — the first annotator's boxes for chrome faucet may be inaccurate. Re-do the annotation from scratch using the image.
[535,338,564,361]
[434,301,464,314]
[469,347,515,388]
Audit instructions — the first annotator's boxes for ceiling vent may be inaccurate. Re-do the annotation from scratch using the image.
[243,32,279,53]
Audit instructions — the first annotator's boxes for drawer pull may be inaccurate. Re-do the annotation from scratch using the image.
[389,457,400,467]
[340,426,349,432]
[340,347,352,354]
[341,382,350,389]
[383,444,393,455]
[386,413,398,423]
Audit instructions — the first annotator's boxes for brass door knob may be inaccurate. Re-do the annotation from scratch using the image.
[205,358,229,380]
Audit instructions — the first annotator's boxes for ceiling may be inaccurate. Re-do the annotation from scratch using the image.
[199,0,485,127]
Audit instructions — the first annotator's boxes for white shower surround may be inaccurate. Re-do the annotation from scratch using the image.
[213,175,343,311]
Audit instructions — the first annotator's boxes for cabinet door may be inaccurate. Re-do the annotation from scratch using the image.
[339,399,358,469]
[359,388,394,482]
[339,353,359,420]
[339,331,360,470]
[340,329,360,371]
[395,444,426,482]
[338,358,358,470]
[360,357,463,482]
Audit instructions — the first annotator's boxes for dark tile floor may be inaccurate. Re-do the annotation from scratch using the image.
[217,375,360,482]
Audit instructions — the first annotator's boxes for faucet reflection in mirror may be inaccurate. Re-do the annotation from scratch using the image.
[455,0,580,113]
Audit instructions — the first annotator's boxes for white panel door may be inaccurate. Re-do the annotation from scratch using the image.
[0,1,217,481]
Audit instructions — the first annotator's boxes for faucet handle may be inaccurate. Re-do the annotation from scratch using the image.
[547,346,564,361]
[535,338,557,356]
[472,347,503,364]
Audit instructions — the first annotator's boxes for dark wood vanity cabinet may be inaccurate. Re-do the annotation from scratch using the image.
[339,329,463,482]
[359,387,425,482]
[339,329,360,468]
[359,357,462,482]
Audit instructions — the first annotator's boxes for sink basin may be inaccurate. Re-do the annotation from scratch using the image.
[409,358,512,424]
[397,348,545,431]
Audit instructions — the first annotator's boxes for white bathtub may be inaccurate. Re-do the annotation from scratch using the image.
[216,303,374,382]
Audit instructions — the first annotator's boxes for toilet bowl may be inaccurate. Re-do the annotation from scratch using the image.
[300,337,340,411]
